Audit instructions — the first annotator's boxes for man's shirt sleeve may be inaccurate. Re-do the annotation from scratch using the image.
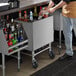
[52,0,61,4]
[52,0,71,4]
[63,0,71,3]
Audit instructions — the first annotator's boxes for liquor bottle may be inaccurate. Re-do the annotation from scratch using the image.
[6,15,11,40]
[12,31,18,45]
[14,31,18,40]
[30,11,33,21]
[1,16,9,40]
[38,6,43,20]
[33,6,38,20]
[3,19,7,35]
[19,11,22,20]
[12,37,17,45]
[8,19,15,41]
[15,23,21,38]
[6,15,11,31]
[7,26,13,46]
[7,40,13,46]
[7,26,13,47]
[8,49,13,53]
[11,19,18,45]
[24,11,28,21]
[6,23,11,40]
[17,23,24,42]
[1,16,6,29]
[42,7,49,18]
[1,16,7,40]
[40,6,42,11]
[20,29,24,41]
[24,11,27,19]
[10,18,15,33]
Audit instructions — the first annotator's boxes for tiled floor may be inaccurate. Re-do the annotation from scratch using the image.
[0,42,76,76]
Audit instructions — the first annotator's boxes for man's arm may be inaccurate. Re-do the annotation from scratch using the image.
[47,0,54,9]
[53,0,66,10]
[39,0,67,15]
[48,0,66,13]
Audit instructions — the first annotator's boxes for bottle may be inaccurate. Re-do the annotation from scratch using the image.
[19,11,22,20]
[33,6,38,20]
[6,15,10,25]
[1,16,6,29]
[42,7,49,18]
[16,23,22,42]
[15,23,20,38]
[24,11,28,21]
[6,23,11,40]
[7,25,13,46]
[1,15,9,40]
[9,19,16,44]
[12,30,18,45]
[20,29,24,41]
[3,16,7,34]
[30,11,33,21]
[40,6,42,11]
[11,19,18,45]
[8,49,13,53]
[10,18,15,33]
[6,15,11,31]
[38,6,43,20]
[17,30,23,42]
[7,40,13,46]
[12,36,17,45]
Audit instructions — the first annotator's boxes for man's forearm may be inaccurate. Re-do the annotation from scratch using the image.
[53,1,66,10]
[47,0,54,9]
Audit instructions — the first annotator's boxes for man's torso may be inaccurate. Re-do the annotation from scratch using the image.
[62,1,76,18]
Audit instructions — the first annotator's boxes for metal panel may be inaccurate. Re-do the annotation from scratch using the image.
[33,16,53,50]
[0,30,8,54]
[0,0,9,3]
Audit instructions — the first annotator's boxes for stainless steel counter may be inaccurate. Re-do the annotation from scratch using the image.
[0,0,49,16]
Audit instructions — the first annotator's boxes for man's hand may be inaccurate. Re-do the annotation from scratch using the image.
[39,7,56,16]
[48,8,56,14]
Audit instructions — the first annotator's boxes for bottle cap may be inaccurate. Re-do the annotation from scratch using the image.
[40,6,42,10]
[19,11,21,13]
[24,11,27,13]
[11,18,14,23]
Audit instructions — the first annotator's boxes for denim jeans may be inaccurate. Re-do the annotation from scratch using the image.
[63,16,76,56]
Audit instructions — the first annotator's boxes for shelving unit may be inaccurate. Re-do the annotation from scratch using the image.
[0,21,28,76]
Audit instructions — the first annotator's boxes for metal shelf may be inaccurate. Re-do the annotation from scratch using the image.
[0,0,49,16]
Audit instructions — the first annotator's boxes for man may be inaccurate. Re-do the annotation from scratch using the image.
[39,0,76,60]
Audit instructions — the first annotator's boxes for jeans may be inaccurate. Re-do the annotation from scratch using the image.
[63,16,76,56]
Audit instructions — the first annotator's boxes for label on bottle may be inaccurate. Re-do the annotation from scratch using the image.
[11,26,15,32]
[11,2,14,8]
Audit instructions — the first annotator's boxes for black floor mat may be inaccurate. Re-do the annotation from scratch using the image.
[31,51,76,76]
